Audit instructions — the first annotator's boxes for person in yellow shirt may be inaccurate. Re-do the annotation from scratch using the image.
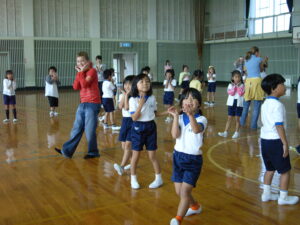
[178,65,190,100]
[189,70,204,93]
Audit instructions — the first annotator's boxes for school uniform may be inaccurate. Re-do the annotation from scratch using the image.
[172,113,207,187]
[45,75,60,107]
[260,96,291,174]
[226,83,244,117]
[129,95,157,151]
[163,79,176,105]
[207,73,216,92]
[102,80,115,112]
[3,79,17,105]
[179,72,190,89]
[118,94,133,142]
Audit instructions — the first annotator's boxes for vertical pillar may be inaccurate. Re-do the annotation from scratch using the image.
[148,0,158,82]
[89,0,101,61]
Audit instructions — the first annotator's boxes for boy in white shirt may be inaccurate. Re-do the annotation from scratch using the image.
[3,70,17,123]
[260,74,299,205]
[102,69,120,130]
[45,66,60,117]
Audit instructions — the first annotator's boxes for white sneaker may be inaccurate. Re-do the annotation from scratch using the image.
[12,119,18,123]
[185,205,202,216]
[209,102,215,106]
[98,116,105,122]
[170,218,180,225]
[3,119,9,123]
[261,193,279,202]
[232,132,239,139]
[204,101,210,105]
[53,112,59,117]
[131,176,140,189]
[103,124,110,129]
[218,131,228,138]
[111,125,121,131]
[114,163,124,175]
[165,117,172,123]
[278,196,299,205]
[149,177,163,189]
[49,111,54,117]
[124,164,131,170]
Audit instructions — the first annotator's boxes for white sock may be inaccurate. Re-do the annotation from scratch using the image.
[155,173,162,180]
[131,175,137,181]
[263,184,271,195]
[280,190,288,199]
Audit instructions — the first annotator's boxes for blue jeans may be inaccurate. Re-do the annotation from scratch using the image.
[240,100,262,129]
[62,103,100,158]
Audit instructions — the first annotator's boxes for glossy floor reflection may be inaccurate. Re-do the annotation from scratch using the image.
[0,87,299,225]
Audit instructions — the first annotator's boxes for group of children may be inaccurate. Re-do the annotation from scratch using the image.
[3,51,300,225]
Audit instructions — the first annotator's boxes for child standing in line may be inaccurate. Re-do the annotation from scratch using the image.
[218,70,244,139]
[189,70,204,93]
[129,73,166,189]
[114,75,135,175]
[102,69,120,130]
[3,70,17,123]
[205,66,217,106]
[164,60,172,72]
[178,65,190,100]
[163,69,177,123]
[45,66,60,117]
[260,74,299,205]
[168,88,207,225]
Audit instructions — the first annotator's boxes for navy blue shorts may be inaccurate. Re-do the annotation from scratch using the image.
[261,139,291,174]
[48,96,59,107]
[208,82,216,92]
[3,95,16,105]
[163,91,174,105]
[102,98,114,112]
[172,150,202,187]
[181,81,190,89]
[131,120,157,151]
[297,103,300,118]
[228,99,243,117]
[118,117,133,142]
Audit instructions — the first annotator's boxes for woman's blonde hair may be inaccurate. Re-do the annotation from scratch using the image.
[245,46,259,60]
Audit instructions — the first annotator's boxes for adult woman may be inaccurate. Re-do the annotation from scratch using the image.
[240,46,268,129]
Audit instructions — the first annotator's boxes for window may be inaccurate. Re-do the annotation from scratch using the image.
[249,0,290,35]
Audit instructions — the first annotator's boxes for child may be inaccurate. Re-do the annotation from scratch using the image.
[102,69,120,130]
[163,69,177,123]
[54,51,101,159]
[129,73,165,189]
[164,60,172,72]
[114,75,135,175]
[94,55,106,122]
[168,88,207,225]
[218,70,244,139]
[45,66,60,117]
[3,70,17,123]
[205,66,217,106]
[178,65,190,100]
[189,70,204,93]
[141,66,152,81]
[260,74,299,205]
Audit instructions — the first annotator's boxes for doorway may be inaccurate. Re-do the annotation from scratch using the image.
[112,53,138,84]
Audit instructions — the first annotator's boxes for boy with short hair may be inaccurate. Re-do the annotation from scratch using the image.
[45,66,60,117]
[260,74,299,205]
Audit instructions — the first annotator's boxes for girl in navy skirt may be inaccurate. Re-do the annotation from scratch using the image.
[3,70,17,123]
[163,69,176,123]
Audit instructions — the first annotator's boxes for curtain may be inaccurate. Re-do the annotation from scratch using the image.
[286,0,293,33]
[194,0,206,68]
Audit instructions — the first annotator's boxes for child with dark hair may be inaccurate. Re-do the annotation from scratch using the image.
[168,88,207,225]
[45,66,60,117]
[3,70,17,123]
[218,70,244,139]
[141,66,152,81]
[114,75,135,175]
[163,69,177,123]
[260,74,299,205]
[189,70,204,93]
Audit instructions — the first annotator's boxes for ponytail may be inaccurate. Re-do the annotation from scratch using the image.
[245,46,259,61]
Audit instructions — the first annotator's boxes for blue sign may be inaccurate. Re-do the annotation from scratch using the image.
[119,42,132,48]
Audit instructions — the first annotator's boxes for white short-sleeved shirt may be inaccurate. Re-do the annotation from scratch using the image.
[3,79,16,96]
[298,81,300,104]
[260,97,286,140]
[207,73,216,83]
[163,79,177,92]
[129,95,157,122]
[174,113,207,155]
[102,80,115,98]
[118,94,131,117]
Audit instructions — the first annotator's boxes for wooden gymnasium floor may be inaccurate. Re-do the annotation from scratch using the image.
[0,86,300,225]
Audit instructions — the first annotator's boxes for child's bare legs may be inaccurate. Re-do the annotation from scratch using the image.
[224,116,233,132]
[211,92,215,103]
[148,150,163,188]
[174,182,195,219]
[280,171,290,190]
[109,112,115,125]
[264,170,275,185]
[235,116,241,132]
[130,150,141,189]
[120,141,131,167]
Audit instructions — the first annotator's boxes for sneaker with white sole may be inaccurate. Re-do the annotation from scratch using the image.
[170,218,180,225]
[149,177,163,189]
[124,164,131,170]
[53,112,59,117]
[114,163,124,175]
[209,102,215,106]
[185,204,202,216]
[103,124,110,129]
[278,196,299,205]
[232,131,239,139]
[218,131,228,138]
[3,119,9,123]
[49,111,54,117]
[111,125,121,131]
[98,116,105,122]
[131,176,140,189]
[12,118,18,123]
[204,101,210,105]
[261,193,279,202]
